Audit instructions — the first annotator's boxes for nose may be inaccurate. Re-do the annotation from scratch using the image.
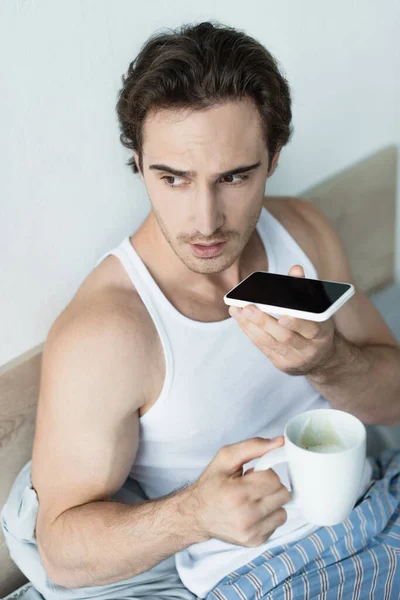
[193,185,224,238]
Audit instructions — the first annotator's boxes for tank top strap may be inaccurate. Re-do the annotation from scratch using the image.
[94,239,174,403]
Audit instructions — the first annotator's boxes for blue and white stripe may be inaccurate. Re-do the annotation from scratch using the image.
[206,450,400,600]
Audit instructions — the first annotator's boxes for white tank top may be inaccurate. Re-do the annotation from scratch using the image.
[95,207,372,598]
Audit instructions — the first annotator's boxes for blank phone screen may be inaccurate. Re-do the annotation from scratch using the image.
[225,272,351,314]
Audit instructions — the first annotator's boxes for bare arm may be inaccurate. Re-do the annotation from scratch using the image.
[33,298,205,589]
[296,198,400,425]
[307,331,400,425]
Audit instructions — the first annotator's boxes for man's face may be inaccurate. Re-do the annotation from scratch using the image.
[137,98,276,275]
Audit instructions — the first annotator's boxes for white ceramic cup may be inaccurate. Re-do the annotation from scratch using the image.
[253,408,367,526]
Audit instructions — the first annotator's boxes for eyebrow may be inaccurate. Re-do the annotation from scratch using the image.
[148,161,262,179]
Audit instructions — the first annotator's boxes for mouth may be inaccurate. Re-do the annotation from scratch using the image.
[193,241,225,246]
[190,241,227,258]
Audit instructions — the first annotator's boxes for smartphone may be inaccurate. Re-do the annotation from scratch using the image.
[224,271,355,322]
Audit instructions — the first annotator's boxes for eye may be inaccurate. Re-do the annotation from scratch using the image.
[220,174,249,185]
[161,173,249,188]
[161,176,185,188]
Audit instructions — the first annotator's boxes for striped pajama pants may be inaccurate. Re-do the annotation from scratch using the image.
[207,450,400,600]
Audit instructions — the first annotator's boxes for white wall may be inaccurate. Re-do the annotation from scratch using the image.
[1,0,399,367]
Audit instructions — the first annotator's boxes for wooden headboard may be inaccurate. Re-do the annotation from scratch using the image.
[0,145,397,597]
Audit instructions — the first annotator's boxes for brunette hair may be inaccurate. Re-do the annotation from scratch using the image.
[116,21,292,174]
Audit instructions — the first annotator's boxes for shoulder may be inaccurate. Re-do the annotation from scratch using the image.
[56,253,151,337]
[45,255,155,397]
[262,197,398,348]
[263,195,352,281]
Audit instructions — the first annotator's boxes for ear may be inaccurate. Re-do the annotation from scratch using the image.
[133,151,144,180]
[267,149,281,178]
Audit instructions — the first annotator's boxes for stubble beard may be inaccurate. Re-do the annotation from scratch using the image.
[152,204,263,275]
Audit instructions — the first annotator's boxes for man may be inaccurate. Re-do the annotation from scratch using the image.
[2,20,400,600]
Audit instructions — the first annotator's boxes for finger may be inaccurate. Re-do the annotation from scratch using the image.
[248,503,288,546]
[241,468,284,500]
[278,315,322,340]
[235,316,278,349]
[238,310,308,351]
[258,506,288,538]
[258,485,291,516]
[288,264,305,277]
[216,436,284,475]
[230,305,277,342]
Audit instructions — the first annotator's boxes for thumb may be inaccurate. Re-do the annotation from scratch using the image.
[216,436,284,476]
[288,264,305,277]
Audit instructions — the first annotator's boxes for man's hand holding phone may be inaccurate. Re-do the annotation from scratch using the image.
[226,265,339,377]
